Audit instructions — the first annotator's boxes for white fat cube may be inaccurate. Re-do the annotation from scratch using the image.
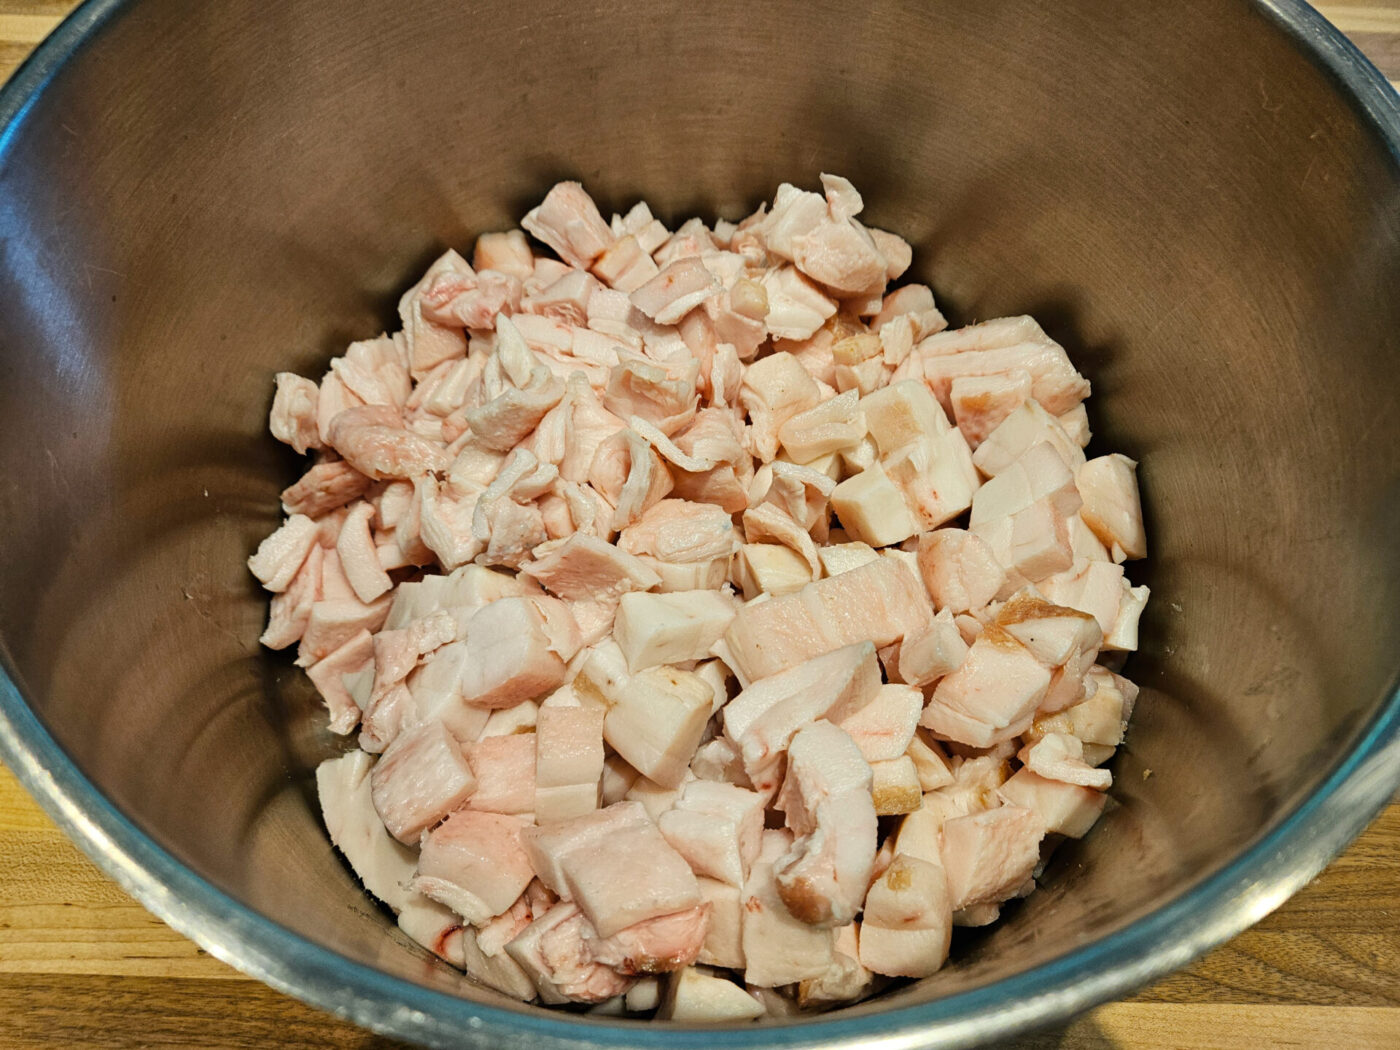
[998,768,1106,838]
[315,751,417,913]
[797,925,873,1007]
[534,705,605,823]
[906,732,955,791]
[479,699,539,738]
[657,780,766,886]
[831,461,918,547]
[734,542,813,599]
[624,773,688,820]
[1076,453,1147,560]
[871,756,923,815]
[777,389,867,463]
[603,666,715,787]
[838,434,879,476]
[818,541,881,577]
[969,442,1081,526]
[897,612,970,686]
[857,854,953,978]
[369,720,477,844]
[740,830,837,987]
[883,429,980,531]
[405,641,492,743]
[1105,581,1150,651]
[950,371,1032,448]
[839,683,922,762]
[696,876,746,969]
[414,810,535,923]
[972,399,1085,476]
[614,589,738,671]
[1057,403,1092,448]
[625,977,662,1013]
[600,752,641,806]
[1039,559,1126,636]
[861,380,950,456]
[659,967,765,1022]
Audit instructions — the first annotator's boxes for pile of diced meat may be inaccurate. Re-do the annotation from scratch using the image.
[249,175,1148,1021]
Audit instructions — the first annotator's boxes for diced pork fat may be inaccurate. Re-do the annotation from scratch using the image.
[270,373,322,454]
[584,904,710,976]
[920,627,1051,748]
[740,829,837,987]
[327,404,451,480]
[460,596,581,709]
[721,642,882,794]
[657,780,765,887]
[720,557,935,682]
[949,371,1032,448]
[370,720,477,843]
[260,176,1152,1011]
[658,966,766,1021]
[296,593,393,668]
[838,683,922,763]
[520,532,660,601]
[1076,454,1147,560]
[304,627,374,734]
[579,646,713,788]
[505,901,636,1004]
[613,589,737,671]
[772,720,877,927]
[260,543,323,650]
[521,801,702,937]
[316,751,417,912]
[521,182,615,269]
[465,734,537,815]
[940,806,1045,911]
[281,460,374,518]
[1018,732,1112,789]
[857,854,953,978]
[248,514,320,592]
[534,705,605,823]
[997,768,1106,838]
[413,810,535,924]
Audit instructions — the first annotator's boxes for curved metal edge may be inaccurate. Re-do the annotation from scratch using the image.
[1262,0,1400,160]
[0,1,1398,1048]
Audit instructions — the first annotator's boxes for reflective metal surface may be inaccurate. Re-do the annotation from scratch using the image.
[0,0,1398,1046]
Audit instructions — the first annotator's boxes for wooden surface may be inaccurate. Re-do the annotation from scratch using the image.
[1,2,1398,1047]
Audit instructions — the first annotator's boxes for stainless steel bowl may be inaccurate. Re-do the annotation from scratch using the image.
[1,1,1398,1046]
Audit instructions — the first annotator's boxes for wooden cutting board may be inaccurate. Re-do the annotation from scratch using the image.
[1,2,1398,1047]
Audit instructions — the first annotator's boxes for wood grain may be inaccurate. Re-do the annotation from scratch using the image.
[0,2,1398,1047]
[4,764,1398,1048]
